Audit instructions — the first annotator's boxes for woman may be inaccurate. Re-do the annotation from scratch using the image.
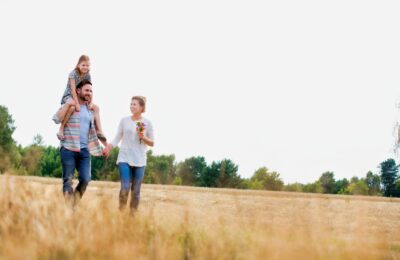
[103,96,154,213]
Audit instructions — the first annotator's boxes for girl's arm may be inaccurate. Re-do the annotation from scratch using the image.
[69,78,80,111]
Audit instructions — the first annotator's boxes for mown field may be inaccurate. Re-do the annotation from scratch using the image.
[0,174,399,259]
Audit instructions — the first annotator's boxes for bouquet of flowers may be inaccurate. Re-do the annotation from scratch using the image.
[136,121,146,144]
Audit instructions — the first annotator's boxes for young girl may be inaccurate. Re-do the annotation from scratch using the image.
[53,55,106,141]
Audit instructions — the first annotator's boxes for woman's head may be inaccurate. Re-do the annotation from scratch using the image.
[75,55,91,75]
[130,96,147,114]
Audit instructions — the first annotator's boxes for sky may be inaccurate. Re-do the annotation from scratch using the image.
[0,0,399,183]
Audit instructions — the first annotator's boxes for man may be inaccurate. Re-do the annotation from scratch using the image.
[60,79,107,207]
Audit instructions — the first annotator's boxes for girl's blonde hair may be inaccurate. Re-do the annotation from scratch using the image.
[75,55,90,75]
[132,96,147,113]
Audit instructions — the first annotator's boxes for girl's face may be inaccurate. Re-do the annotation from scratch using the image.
[78,61,90,74]
[130,99,144,115]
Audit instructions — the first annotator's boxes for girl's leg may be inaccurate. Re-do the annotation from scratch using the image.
[118,163,132,210]
[130,166,145,211]
[57,106,75,140]
[54,99,76,124]
[91,103,107,142]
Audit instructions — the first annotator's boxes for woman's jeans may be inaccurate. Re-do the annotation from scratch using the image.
[118,163,145,210]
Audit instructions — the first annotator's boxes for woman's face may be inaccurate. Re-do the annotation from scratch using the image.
[78,61,90,74]
[130,99,143,114]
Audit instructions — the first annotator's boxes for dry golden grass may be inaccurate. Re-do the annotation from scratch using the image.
[1,174,399,259]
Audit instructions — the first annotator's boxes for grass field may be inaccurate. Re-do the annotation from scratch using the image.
[0,174,399,259]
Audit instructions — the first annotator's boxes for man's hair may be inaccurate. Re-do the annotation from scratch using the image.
[76,79,92,90]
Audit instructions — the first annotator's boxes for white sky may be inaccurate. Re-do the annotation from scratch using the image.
[0,0,399,183]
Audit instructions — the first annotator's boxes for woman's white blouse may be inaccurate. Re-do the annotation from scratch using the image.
[110,116,154,167]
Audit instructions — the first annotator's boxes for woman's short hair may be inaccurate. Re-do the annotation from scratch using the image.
[131,96,147,113]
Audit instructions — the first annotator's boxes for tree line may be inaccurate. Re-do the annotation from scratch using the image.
[1,104,400,197]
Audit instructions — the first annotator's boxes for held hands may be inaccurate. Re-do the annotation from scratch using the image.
[102,143,113,157]
[75,103,81,112]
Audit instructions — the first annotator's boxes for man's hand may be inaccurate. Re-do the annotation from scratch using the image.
[75,103,81,112]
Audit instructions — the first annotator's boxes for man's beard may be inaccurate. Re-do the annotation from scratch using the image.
[79,94,90,102]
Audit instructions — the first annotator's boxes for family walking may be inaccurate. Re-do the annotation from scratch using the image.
[53,55,154,214]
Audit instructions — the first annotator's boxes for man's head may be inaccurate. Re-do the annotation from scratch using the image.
[76,79,93,103]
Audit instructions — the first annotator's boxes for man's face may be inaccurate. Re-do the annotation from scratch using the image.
[77,84,93,102]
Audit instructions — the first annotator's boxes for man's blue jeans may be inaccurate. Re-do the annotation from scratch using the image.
[60,147,91,205]
[118,163,145,210]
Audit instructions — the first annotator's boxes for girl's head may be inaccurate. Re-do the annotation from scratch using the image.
[75,55,91,75]
[130,96,147,114]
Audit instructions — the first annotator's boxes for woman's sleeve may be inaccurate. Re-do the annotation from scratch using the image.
[110,118,124,147]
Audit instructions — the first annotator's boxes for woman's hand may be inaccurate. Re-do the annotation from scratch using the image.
[138,132,154,147]
[138,131,145,140]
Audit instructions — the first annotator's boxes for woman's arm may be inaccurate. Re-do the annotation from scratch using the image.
[103,119,124,156]
[110,119,124,148]
[139,133,154,147]
[139,121,154,147]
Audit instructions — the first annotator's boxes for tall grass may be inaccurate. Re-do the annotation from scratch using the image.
[0,174,399,259]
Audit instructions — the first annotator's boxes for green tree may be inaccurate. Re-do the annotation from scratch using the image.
[380,158,399,197]
[345,180,369,195]
[250,167,284,191]
[145,150,176,184]
[215,159,241,188]
[21,145,44,176]
[176,156,207,186]
[39,146,62,177]
[319,171,336,194]
[0,105,17,173]
[0,105,16,152]
[200,159,241,188]
[199,162,220,187]
[395,180,400,197]
[303,181,323,193]
[335,178,349,194]
[284,183,303,192]
[365,171,381,196]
